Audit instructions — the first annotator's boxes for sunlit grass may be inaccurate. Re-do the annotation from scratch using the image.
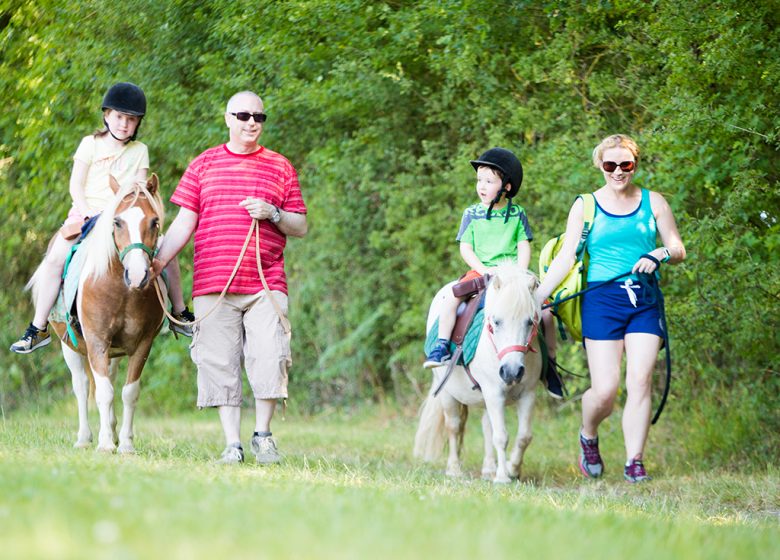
[0,399,776,560]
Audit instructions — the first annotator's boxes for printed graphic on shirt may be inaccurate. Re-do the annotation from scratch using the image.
[456,203,533,268]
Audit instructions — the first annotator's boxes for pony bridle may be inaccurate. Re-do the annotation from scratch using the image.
[487,314,539,359]
[114,190,159,263]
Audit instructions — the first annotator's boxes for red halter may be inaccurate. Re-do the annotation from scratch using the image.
[487,316,539,359]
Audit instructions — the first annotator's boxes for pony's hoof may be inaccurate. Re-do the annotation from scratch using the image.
[117,444,136,454]
[493,474,512,484]
[97,442,117,453]
[445,468,465,478]
[481,469,496,480]
[74,437,92,449]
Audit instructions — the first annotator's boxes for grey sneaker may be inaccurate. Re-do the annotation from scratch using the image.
[10,323,52,354]
[217,443,244,465]
[251,434,281,464]
[170,307,195,337]
[578,432,604,479]
[624,459,652,483]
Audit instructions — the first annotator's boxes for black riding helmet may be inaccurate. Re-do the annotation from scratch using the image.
[470,147,524,222]
[101,82,146,142]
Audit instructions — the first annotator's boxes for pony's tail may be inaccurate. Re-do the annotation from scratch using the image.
[413,393,446,461]
[413,390,469,461]
[25,259,47,303]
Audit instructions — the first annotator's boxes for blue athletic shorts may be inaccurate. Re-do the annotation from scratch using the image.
[581,280,664,340]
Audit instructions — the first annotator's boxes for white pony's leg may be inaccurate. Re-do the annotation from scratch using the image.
[508,390,536,479]
[480,411,497,480]
[108,359,120,444]
[483,391,511,483]
[61,344,92,448]
[92,371,116,453]
[440,393,467,478]
[118,380,140,454]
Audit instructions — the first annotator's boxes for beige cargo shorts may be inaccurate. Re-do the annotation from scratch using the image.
[191,290,291,408]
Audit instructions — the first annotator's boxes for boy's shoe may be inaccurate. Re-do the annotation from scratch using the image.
[10,323,52,354]
[624,459,651,483]
[544,357,565,400]
[578,432,604,479]
[217,443,244,465]
[423,339,452,369]
[170,307,195,337]
[250,433,281,464]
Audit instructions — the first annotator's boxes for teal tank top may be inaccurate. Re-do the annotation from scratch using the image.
[587,189,657,282]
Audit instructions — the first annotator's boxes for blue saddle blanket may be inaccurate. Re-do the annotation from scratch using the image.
[424,309,484,366]
[50,242,89,324]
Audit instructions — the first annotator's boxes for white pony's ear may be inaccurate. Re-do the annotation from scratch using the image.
[491,274,502,290]
[527,272,539,291]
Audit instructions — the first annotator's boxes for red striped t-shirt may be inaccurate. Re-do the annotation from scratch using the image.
[171,144,307,296]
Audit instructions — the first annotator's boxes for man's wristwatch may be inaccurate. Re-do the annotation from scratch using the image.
[660,247,671,263]
[270,205,282,224]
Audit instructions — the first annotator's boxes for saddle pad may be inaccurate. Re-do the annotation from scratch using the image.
[49,242,89,323]
[424,309,484,366]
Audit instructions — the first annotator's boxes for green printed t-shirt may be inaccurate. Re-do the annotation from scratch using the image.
[456,202,533,267]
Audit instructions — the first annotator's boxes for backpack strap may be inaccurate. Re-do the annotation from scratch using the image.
[575,193,596,258]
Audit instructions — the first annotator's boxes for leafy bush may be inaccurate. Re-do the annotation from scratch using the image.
[1,1,777,466]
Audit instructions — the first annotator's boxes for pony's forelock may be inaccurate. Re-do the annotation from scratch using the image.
[485,263,540,319]
[82,182,163,281]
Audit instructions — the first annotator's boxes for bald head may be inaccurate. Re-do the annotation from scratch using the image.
[226,91,263,113]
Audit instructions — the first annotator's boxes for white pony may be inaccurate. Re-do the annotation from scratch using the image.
[414,264,543,483]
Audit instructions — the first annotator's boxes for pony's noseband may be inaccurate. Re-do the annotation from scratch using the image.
[487,315,539,359]
[118,242,157,262]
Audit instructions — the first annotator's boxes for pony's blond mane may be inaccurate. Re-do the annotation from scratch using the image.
[484,263,540,320]
[81,182,165,281]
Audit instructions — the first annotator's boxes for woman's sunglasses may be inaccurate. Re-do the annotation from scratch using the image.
[230,111,267,123]
[602,160,635,173]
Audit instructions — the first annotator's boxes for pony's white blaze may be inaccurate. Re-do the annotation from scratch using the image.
[119,206,149,288]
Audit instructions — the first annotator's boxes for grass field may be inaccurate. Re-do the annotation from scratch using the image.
[0,398,777,560]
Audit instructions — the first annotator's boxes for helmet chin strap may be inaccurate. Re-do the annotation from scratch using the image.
[103,118,134,143]
[485,181,512,222]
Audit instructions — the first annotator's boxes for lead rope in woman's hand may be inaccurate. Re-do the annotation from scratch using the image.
[637,254,672,425]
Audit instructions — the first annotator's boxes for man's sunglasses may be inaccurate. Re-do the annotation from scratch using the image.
[230,111,267,123]
[602,160,635,173]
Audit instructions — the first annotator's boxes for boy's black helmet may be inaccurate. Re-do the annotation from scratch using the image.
[101,82,146,116]
[470,147,523,198]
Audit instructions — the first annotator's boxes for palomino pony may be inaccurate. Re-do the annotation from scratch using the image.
[30,175,165,452]
[414,264,543,483]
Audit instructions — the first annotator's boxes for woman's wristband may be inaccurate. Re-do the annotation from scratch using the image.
[660,247,671,263]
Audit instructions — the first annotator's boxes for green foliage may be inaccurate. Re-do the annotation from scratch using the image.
[0,1,778,466]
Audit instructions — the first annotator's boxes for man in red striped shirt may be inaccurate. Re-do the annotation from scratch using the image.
[154,91,307,465]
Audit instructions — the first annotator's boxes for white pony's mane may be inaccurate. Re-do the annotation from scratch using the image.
[81,181,164,281]
[484,263,540,320]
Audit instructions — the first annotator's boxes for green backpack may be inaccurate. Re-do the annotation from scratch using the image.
[538,193,596,342]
